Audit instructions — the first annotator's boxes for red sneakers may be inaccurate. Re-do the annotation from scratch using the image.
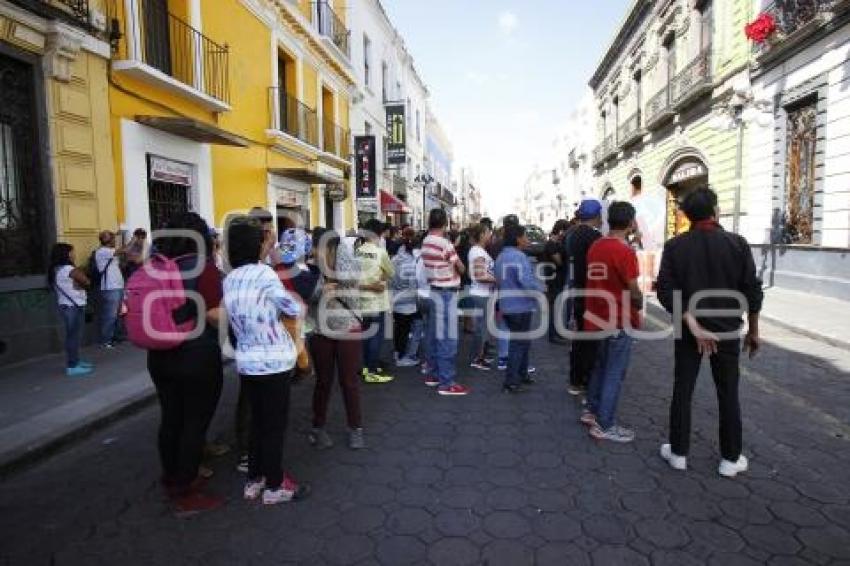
[423,376,440,387]
[437,384,471,396]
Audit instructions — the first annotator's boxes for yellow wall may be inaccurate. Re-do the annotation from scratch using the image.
[109,0,356,232]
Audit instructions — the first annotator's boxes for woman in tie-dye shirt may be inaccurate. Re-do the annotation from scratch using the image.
[223,217,308,506]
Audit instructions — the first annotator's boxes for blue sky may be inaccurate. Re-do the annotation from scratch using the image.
[382,0,632,218]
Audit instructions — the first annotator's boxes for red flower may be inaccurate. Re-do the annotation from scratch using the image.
[745,13,777,44]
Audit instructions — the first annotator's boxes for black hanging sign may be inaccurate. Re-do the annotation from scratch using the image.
[385,103,406,165]
[354,135,377,198]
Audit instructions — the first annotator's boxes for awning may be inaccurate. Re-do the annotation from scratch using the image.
[380,190,410,214]
[135,116,250,147]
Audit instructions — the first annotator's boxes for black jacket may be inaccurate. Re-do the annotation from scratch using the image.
[657,222,763,334]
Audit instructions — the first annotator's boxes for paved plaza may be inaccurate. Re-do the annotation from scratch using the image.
[1,316,849,565]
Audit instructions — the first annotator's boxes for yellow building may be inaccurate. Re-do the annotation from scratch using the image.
[107,0,356,235]
[0,0,115,365]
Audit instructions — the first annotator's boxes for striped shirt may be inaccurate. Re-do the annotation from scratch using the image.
[422,233,461,288]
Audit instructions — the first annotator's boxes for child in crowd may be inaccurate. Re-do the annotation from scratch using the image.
[390,228,421,367]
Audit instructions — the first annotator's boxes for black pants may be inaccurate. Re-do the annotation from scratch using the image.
[235,381,251,457]
[569,299,599,387]
[148,343,223,489]
[393,312,418,356]
[669,338,742,461]
[242,372,292,488]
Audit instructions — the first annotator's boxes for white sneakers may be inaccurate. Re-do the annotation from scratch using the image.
[243,478,266,500]
[659,444,749,477]
[660,444,687,471]
[718,455,749,478]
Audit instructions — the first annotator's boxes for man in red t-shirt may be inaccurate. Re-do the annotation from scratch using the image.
[581,201,643,443]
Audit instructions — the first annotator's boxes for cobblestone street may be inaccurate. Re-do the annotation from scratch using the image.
[1,315,849,566]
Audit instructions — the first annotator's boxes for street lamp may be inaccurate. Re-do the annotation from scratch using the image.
[708,80,772,233]
[414,174,434,230]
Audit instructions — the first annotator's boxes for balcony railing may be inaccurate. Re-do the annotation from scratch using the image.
[10,0,91,29]
[322,117,351,159]
[645,85,675,130]
[592,134,616,166]
[754,1,841,61]
[124,0,229,104]
[618,111,644,147]
[313,1,350,58]
[269,86,319,147]
[670,50,712,108]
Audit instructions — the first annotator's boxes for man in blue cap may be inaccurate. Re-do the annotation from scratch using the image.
[564,199,603,396]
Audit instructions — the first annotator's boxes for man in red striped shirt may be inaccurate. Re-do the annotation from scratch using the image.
[421,208,469,396]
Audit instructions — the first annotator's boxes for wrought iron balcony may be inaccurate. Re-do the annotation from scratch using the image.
[322,117,351,160]
[645,86,675,130]
[592,134,616,167]
[618,111,644,148]
[671,50,712,109]
[313,1,351,59]
[9,0,91,29]
[119,0,230,108]
[754,1,841,62]
[269,87,319,147]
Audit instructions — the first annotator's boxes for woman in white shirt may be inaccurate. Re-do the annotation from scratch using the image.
[48,243,93,377]
[467,223,496,370]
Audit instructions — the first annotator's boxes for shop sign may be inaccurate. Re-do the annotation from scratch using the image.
[667,161,707,185]
[326,184,348,202]
[277,189,303,208]
[354,135,377,198]
[385,104,406,165]
[149,156,193,187]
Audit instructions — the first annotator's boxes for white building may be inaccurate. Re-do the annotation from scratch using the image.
[744,2,850,300]
[423,107,456,227]
[348,0,441,228]
[553,90,598,217]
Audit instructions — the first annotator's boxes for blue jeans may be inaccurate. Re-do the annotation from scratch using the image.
[427,289,458,387]
[362,313,387,372]
[99,289,123,346]
[406,316,425,360]
[503,312,532,387]
[496,316,509,360]
[59,305,85,368]
[587,331,633,430]
[417,296,432,365]
[469,295,490,362]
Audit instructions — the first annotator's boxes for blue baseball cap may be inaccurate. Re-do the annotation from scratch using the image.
[577,199,603,220]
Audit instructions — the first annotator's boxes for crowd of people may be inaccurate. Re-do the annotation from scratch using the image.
[44,184,763,514]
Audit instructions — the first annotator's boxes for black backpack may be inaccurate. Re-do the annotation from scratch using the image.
[87,250,113,289]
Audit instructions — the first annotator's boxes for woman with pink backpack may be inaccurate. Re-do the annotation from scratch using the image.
[134,212,226,516]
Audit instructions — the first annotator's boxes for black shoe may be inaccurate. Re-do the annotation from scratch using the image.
[521,376,537,384]
[502,384,526,394]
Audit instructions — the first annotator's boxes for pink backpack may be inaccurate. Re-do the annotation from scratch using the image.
[125,254,195,350]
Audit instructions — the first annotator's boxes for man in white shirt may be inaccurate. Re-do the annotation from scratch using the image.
[95,230,125,348]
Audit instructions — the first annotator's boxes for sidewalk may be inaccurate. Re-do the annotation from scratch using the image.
[760,286,850,349]
[0,343,153,474]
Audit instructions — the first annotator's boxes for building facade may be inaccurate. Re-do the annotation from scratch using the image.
[348,0,433,228]
[423,107,455,226]
[553,89,598,217]
[744,1,850,299]
[0,0,115,365]
[109,0,356,238]
[589,0,751,260]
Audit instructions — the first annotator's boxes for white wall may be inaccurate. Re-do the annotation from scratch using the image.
[746,23,850,248]
[120,119,214,233]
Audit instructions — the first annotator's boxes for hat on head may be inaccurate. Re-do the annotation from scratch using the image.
[577,199,603,220]
[279,228,309,264]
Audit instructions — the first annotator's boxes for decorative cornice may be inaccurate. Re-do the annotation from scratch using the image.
[589,0,654,89]
[43,21,84,82]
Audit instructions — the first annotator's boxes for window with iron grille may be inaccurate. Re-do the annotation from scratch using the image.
[783,98,817,244]
[0,53,46,278]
